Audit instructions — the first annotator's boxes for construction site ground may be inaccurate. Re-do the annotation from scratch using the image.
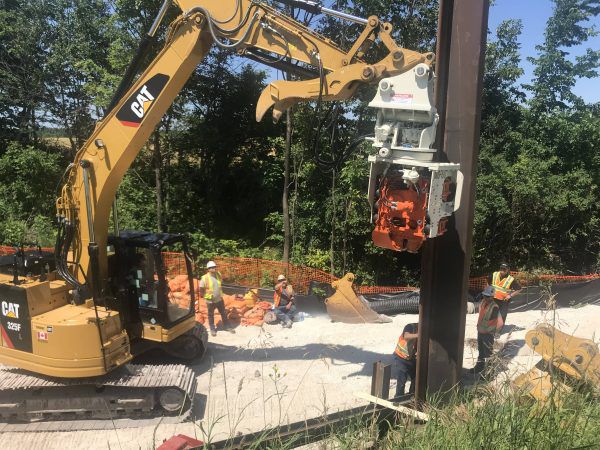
[0,303,598,449]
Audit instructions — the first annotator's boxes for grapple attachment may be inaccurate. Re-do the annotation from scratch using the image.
[513,324,600,403]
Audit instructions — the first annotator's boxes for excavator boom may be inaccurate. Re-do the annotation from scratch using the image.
[0,0,435,421]
[58,0,432,295]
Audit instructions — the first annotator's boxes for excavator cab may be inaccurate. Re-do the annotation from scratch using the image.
[108,231,196,335]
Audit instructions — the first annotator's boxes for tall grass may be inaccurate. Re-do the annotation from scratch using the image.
[378,385,599,449]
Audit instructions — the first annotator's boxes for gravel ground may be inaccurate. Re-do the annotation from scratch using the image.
[0,304,598,449]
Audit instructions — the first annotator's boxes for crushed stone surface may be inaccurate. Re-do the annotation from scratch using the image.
[0,304,597,449]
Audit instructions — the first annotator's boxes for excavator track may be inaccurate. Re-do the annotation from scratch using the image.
[0,364,197,423]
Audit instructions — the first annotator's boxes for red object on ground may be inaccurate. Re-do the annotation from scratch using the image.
[157,434,203,450]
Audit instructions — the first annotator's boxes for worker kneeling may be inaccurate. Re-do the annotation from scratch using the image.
[393,323,418,396]
[273,274,297,328]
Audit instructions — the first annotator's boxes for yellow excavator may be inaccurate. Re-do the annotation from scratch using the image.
[0,0,434,419]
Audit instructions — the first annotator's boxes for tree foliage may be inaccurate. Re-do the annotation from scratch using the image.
[0,0,598,284]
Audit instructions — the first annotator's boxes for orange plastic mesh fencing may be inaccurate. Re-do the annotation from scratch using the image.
[0,246,53,255]
[163,252,191,277]
[468,272,600,291]
[161,254,416,294]
[5,247,597,294]
[213,256,337,294]
[194,256,599,294]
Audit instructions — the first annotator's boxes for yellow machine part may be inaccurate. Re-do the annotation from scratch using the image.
[141,315,196,342]
[513,324,599,403]
[525,323,599,385]
[0,274,132,378]
[513,364,572,405]
[325,273,391,324]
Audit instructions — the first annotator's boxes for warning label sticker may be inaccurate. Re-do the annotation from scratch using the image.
[392,93,413,104]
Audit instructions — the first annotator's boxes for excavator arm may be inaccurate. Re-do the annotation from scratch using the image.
[175,0,433,121]
[56,0,433,299]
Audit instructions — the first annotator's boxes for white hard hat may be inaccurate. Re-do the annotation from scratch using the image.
[206,260,217,269]
[277,274,286,281]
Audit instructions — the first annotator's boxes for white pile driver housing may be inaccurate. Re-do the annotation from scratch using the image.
[367,63,463,245]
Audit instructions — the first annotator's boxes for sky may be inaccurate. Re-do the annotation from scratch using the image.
[257,1,600,105]
[488,0,600,104]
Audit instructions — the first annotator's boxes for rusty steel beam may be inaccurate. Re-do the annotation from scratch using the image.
[415,0,490,401]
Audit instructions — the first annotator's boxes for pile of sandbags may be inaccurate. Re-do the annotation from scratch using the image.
[240,301,273,326]
[167,275,272,327]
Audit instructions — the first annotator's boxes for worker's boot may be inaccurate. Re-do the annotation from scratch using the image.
[210,329,217,337]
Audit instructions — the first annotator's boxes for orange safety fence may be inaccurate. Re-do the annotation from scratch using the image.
[0,245,53,255]
[3,246,598,294]
[163,254,600,294]
[467,272,600,291]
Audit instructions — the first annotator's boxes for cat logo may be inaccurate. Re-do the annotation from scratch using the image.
[1,301,20,319]
[116,73,170,128]
[130,86,155,119]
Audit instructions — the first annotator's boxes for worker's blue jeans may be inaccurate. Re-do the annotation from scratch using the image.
[393,355,416,396]
[274,304,297,324]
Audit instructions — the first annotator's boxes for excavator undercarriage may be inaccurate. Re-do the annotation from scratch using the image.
[0,364,196,421]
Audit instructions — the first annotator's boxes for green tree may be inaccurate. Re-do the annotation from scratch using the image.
[0,142,64,244]
[44,0,114,153]
[526,0,600,112]
[0,0,51,146]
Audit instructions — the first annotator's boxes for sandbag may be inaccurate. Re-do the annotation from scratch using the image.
[263,311,278,324]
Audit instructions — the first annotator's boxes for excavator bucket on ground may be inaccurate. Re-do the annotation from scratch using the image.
[513,323,599,403]
[325,273,392,324]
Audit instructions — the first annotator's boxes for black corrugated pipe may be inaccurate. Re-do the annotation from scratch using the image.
[368,293,420,315]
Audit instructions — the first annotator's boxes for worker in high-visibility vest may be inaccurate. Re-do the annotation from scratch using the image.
[273,274,297,328]
[199,261,234,337]
[392,322,418,395]
[489,263,521,325]
[468,285,504,375]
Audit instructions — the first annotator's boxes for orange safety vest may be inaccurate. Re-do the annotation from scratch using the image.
[492,271,515,301]
[477,297,502,334]
[201,272,222,302]
[394,334,417,360]
[273,285,292,307]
